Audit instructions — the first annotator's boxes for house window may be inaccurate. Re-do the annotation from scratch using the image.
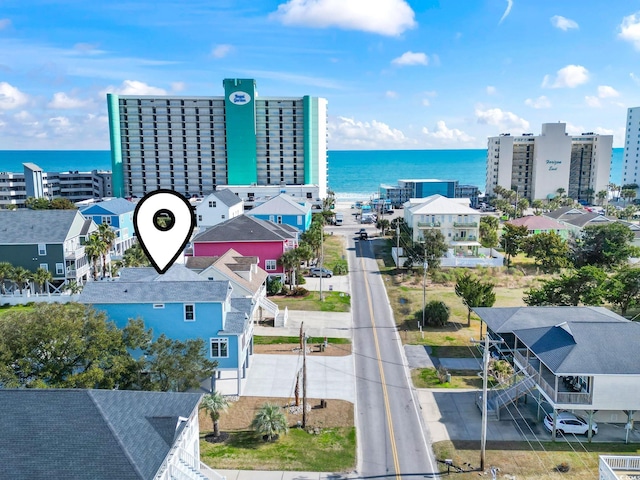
[265,259,277,271]
[297,215,302,225]
[306,192,312,199]
[153,304,165,309]
[269,215,275,222]
[209,201,216,208]
[101,216,112,225]
[39,263,48,271]
[55,263,64,275]
[184,304,195,321]
[210,338,229,358]
[198,215,203,221]
[221,214,225,219]
[38,244,47,256]
[277,215,283,224]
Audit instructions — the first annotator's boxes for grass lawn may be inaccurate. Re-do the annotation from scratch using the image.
[433,440,640,479]
[412,368,494,389]
[322,234,347,271]
[271,290,350,312]
[0,303,35,318]
[200,427,356,471]
[254,335,351,345]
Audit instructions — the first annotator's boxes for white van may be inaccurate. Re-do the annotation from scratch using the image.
[335,212,344,225]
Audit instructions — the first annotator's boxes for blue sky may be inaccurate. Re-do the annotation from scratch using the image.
[1,0,640,150]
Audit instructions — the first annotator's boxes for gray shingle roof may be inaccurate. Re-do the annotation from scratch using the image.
[230,297,254,318]
[80,198,136,215]
[212,188,243,207]
[473,306,627,334]
[79,278,230,304]
[513,322,640,375]
[0,389,201,480]
[117,264,206,282]
[222,310,249,334]
[193,215,298,243]
[0,210,84,244]
[249,193,311,215]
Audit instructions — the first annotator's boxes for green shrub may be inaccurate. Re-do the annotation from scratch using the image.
[421,300,450,327]
[333,260,348,275]
[290,286,308,297]
[267,277,282,296]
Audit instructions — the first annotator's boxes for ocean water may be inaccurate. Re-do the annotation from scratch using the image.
[0,148,624,200]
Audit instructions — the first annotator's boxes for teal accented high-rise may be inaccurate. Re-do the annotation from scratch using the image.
[106,79,327,201]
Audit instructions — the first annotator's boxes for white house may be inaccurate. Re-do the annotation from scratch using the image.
[195,188,244,228]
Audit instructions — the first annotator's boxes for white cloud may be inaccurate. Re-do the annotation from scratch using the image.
[632,73,640,85]
[327,115,416,148]
[422,121,474,143]
[72,43,106,55]
[0,19,11,30]
[270,0,416,36]
[499,0,513,24]
[551,15,578,31]
[385,90,397,99]
[0,82,29,110]
[211,44,233,59]
[585,96,601,107]
[171,82,186,92]
[103,80,167,96]
[542,64,589,88]
[619,12,640,50]
[486,86,497,95]
[391,51,428,66]
[524,96,551,109]
[597,85,619,98]
[48,92,92,109]
[422,98,430,107]
[475,107,529,131]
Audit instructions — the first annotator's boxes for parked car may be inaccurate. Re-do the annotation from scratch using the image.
[543,412,597,437]
[309,267,333,278]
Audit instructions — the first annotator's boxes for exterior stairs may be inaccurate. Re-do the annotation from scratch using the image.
[476,374,536,420]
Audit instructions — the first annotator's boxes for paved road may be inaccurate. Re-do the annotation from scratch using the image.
[349,235,438,479]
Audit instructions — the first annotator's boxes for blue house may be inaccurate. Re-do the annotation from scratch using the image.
[247,193,312,232]
[78,264,255,394]
[80,198,136,257]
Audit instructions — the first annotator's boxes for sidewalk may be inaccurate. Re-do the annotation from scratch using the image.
[210,471,355,479]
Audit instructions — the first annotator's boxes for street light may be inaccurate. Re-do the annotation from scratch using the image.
[422,259,428,328]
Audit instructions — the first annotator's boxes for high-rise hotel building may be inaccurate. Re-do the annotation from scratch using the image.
[107,79,328,205]
[622,107,640,186]
[486,122,612,202]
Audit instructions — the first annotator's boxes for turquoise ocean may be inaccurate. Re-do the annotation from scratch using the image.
[0,148,624,201]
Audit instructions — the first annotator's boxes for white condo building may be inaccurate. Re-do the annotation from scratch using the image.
[486,122,612,203]
[623,106,640,186]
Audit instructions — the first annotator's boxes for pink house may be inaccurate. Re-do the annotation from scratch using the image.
[192,215,299,278]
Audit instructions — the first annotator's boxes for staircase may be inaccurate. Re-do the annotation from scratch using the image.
[258,296,280,322]
[274,306,289,327]
[476,374,536,420]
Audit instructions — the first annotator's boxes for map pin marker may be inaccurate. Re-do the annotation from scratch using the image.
[133,189,196,274]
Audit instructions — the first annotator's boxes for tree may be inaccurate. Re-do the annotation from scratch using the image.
[573,222,635,269]
[416,229,448,272]
[421,300,450,327]
[25,196,51,210]
[122,243,150,267]
[603,266,640,316]
[556,187,566,197]
[250,402,288,442]
[85,234,107,280]
[523,266,607,306]
[0,261,12,294]
[454,272,496,326]
[500,223,528,267]
[521,231,571,273]
[97,223,117,278]
[479,216,499,256]
[266,276,282,296]
[32,267,52,294]
[376,218,390,236]
[278,249,299,288]
[49,197,78,210]
[622,188,637,206]
[301,220,323,259]
[515,197,529,217]
[10,266,31,294]
[488,359,514,384]
[596,190,608,206]
[200,391,229,438]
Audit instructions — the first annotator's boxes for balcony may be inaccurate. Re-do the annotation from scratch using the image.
[600,456,640,480]
[513,350,593,405]
[65,246,85,260]
[453,221,478,228]
[453,235,477,241]
[417,221,441,228]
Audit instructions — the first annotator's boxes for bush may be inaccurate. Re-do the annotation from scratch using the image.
[333,260,348,275]
[267,277,282,296]
[290,286,308,297]
[421,300,450,327]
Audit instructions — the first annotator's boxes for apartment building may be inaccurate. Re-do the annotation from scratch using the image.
[107,78,328,205]
[486,122,612,203]
[622,106,640,186]
[380,179,480,208]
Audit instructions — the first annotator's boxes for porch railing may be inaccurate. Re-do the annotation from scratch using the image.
[600,455,640,480]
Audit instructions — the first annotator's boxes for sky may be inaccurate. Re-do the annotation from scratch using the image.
[1,0,640,150]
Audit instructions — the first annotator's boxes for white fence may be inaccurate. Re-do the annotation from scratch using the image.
[0,292,80,306]
[391,247,504,268]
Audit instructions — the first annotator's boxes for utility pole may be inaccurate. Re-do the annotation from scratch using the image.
[302,329,308,428]
[422,259,428,328]
[319,226,324,301]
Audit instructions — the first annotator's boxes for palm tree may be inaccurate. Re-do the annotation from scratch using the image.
[122,243,150,267]
[556,187,566,197]
[97,223,117,278]
[84,234,107,281]
[32,267,52,294]
[278,249,299,288]
[0,261,12,295]
[596,190,608,206]
[200,391,229,438]
[10,266,31,295]
[250,402,288,442]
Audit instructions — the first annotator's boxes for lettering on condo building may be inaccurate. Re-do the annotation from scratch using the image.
[547,159,562,171]
[229,91,251,105]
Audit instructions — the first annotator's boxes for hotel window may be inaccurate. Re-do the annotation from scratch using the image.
[55,263,64,275]
[38,244,47,256]
[265,259,277,271]
[184,304,195,321]
[210,338,229,358]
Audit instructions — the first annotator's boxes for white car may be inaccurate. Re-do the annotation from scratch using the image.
[543,412,597,436]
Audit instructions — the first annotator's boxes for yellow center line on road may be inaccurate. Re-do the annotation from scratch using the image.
[358,240,401,479]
